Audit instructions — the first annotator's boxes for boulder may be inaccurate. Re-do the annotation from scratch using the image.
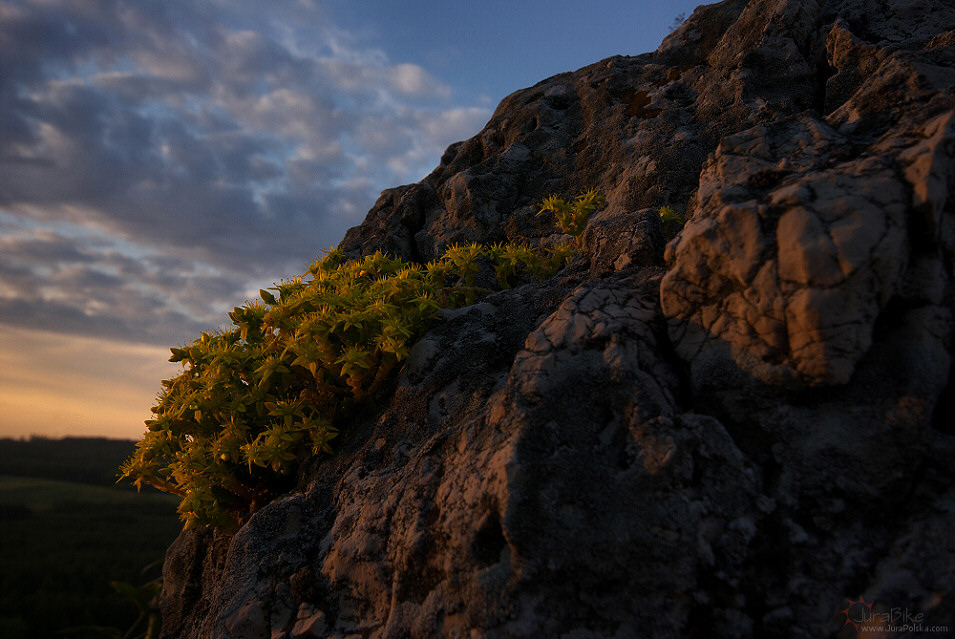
[161,1,955,637]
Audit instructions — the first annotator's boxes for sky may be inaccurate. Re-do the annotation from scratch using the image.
[0,0,702,440]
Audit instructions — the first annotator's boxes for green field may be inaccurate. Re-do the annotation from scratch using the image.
[0,439,183,639]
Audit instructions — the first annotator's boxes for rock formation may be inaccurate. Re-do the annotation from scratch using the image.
[160,0,955,637]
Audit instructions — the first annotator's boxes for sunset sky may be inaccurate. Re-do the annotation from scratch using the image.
[0,0,700,440]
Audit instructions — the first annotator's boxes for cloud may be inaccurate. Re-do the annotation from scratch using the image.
[390,63,450,97]
[0,216,237,343]
[0,0,492,347]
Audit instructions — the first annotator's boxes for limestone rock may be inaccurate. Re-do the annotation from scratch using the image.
[660,0,955,392]
[160,1,955,637]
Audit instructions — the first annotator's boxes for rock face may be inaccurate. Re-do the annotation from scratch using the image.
[160,1,955,637]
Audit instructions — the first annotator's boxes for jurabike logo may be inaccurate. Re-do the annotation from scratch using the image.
[841,596,874,631]
[841,596,948,635]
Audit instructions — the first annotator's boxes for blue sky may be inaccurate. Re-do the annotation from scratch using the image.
[0,0,701,439]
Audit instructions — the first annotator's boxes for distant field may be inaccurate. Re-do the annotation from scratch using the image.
[0,439,183,639]
[0,474,176,509]
[0,437,139,485]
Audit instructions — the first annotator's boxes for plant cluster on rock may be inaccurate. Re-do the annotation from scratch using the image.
[121,195,603,531]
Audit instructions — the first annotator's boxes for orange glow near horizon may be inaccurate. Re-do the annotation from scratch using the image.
[0,326,177,440]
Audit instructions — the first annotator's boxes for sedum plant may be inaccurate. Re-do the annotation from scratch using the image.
[538,189,607,241]
[121,192,602,532]
[659,205,684,240]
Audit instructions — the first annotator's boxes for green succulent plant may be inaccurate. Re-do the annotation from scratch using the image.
[659,205,684,240]
[120,192,601,531]
[538,189,607,242]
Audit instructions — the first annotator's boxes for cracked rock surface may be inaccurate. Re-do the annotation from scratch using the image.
[161,1,955,637]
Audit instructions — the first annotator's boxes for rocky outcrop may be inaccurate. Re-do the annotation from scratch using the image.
[161,0,955,637]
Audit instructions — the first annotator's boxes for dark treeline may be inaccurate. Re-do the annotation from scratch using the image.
[0,436,137,486]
